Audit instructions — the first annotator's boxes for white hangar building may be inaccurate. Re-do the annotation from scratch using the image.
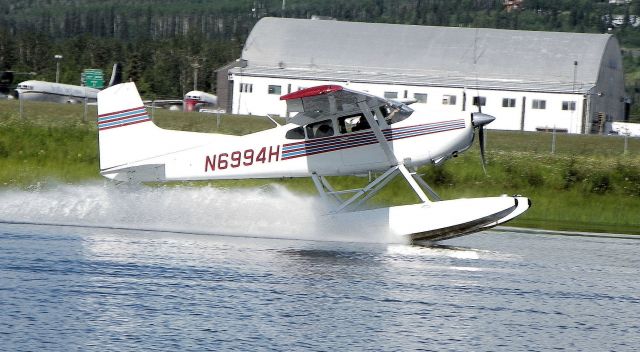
[217,17,626,134]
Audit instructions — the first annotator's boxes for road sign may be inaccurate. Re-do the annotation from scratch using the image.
[81,69,104,89]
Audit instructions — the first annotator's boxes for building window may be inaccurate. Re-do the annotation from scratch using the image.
[442,95,457,105]
[384,91,398,99]
[414,93,428,104]
[472,96,486,107]
[532,99,546,109]
[268,85,281,95]
[502,98,516,108]
[562,101,576,111]
[240,83,253,93]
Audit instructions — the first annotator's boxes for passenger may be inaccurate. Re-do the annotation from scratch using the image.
[351,117,370,132]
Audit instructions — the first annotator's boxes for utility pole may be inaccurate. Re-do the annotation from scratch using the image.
[192,62,201,91]
[188,56,204,91]
[54,54,63,83]
[572,60,578,92]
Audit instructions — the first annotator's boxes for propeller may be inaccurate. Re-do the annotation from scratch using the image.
[471,112,495,174]
[471,28,493,174]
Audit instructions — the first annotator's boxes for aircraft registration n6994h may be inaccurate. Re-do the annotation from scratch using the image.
[96,82,530,243]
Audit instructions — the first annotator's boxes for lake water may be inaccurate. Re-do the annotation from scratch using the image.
[1,184,639,351]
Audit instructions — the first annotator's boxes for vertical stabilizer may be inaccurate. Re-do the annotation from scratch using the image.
[97,82,231,179]
[108,63,122,87]
[97,83,165,171]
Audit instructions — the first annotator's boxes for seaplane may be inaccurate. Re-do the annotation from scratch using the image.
[96,82,530,243]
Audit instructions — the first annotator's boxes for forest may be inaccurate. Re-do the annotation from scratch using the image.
[2,0,640,118]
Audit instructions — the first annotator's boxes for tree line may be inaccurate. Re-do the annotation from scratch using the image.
[2,0,640,111]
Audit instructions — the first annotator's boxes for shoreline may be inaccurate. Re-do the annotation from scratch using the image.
[494,226,640,240]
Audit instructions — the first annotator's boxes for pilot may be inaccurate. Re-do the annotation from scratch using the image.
[315,123,334,137]
[381,105,399,124]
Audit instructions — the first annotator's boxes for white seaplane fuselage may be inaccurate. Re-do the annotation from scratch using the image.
[97,83,530,243]
[98,89,471,181]
[100,115,472,182]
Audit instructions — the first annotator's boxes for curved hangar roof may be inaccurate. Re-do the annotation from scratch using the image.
[239,17,620,93]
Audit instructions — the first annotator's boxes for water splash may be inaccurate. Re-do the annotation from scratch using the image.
[0,182,398,243]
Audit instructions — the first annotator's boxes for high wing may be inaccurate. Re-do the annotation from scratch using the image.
[280,85,390,124]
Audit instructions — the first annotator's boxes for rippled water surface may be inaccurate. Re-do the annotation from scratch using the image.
[0,184,639,351]
[1,224,639,351]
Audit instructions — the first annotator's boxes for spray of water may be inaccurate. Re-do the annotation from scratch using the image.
[0,182,399,243]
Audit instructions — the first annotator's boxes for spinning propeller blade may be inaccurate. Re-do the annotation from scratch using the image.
[479,124,487,174]
[472,112,495,175]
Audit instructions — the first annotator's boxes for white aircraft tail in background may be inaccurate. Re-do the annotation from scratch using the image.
[97,82,530,243]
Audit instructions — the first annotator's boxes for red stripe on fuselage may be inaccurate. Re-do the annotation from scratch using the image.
[98,106,145,118]
[97,112,149,125]
[98,118,150,130]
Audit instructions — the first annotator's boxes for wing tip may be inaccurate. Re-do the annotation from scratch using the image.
[280,85,343,101]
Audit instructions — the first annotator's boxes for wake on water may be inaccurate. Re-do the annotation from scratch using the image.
[0,182,400,243]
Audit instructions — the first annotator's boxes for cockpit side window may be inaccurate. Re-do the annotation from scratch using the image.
[381,103,412,125]
[305,119,334,139]
[285,126,305,139]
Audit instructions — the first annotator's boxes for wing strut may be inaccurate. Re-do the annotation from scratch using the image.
[357,101,397,165]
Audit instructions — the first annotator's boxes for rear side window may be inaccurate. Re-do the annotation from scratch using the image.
[285,126,304,139]
[306,119,334,139]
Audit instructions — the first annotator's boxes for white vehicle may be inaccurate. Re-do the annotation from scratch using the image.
[611,121,640,137]
[97,82,530,243]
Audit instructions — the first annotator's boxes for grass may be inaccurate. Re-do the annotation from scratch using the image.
[1,99,639,234]
[421,152,640,234]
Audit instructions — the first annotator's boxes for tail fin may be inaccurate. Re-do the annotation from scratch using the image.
[97,82,233,181]
[97,82,164,172]
[108,63,122,87]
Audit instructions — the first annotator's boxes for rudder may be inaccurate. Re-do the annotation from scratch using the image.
[97,82,164,172]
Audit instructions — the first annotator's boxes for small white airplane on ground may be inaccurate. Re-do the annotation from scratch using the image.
[97,82,530,243]
[15,80,100,103]
[184,90,218,112]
